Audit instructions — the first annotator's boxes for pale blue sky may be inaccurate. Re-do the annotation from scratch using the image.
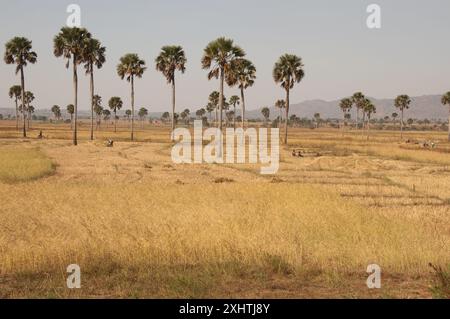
[1,0,450,112]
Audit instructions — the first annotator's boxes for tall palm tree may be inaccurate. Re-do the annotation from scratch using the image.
[441,92,450,142]
[227,58,256,129]
[352,92,365,130]
[261,107,270,127]
[229,95,240,129]
[363,98,376,140]
[108,97,123,132]
[209,91,220,125]
[206,103,215,125]
[394,94,411,140]
[339,98,353,135]
[201,37,245,138]
[155,46,186,141]
[138,107,148,128]
[4,37,37,137]
[67,104,75,130]
[83,38,106,141]
[54,27,92,146]
[273,54,305,144]
[8,85,22,130]
[28,105,35,128]
[314,113,321,128]
[51,105,61,121]
[24,91,34,129]
[117,53,146,141]
[275,99,286,128]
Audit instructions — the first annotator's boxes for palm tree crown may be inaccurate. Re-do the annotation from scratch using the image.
[108,97,123,113]
[201,37,245,80]
[117,53,146,81]
[441,92,450,106]
[53,27,91,67]
[273,54,305,90]
[83,38,106,73]
[4,37,37,73]
[155,45,186,83]
[8,85,22,99]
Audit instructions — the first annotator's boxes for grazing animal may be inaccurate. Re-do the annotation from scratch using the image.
[37,130,43,139]
[106,139,114,147]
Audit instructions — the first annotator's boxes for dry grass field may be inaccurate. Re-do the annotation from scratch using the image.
[0,120,449,298]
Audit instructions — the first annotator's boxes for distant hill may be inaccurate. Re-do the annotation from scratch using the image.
[1,95,447,121]
[247,95,448,120]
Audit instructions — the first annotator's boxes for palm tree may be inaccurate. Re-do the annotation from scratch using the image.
[339,98,353,135]
[261,107,270,127]
[108,97,123,132]
[102,109,111,124]
[161,111,170,123]
[394,94,411,140]
[67,104,75,129]
[273,54,305,144]
[229,95,240,129]
[441,92,450,141]
[24,91,34,129]
[275,99,286,128]
[138,107,148,128]
[182,108,190,126]
[4,37,37,137]
[117,53,146,141]
[8,85,22,130]
[209,91,220,125]
[51,105,61,121]
[352,92,365,130]
[93,94,102,130]
[206,103,215,124]
[392,112,398,128]
[155,46,186,141]
[227,58,256,129]
[54,27,92,145]
[363,98,376,140]
[314,113,321,128]
[201,37,245,140]
[83,38,106,141]
[28,105,35,127]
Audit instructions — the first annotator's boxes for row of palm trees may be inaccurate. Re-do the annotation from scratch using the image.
[5,30,306,145]
[339,92,413,139]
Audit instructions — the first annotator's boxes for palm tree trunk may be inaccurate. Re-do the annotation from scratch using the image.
[73,56,78,146]
[114,110,117,133]
[71,115,73,130]
[20,67,26,138]
[171,79,176,142]
[218,69,225,156]
[284,87,290,145]
[447,107,450,142]
[15,97,19,130]
[279,108,282,128]
[27,104,30,129]
[90,67,94,141]
[367,115,370,140]
[233,105,236,130]
[131,75,135,141]
[400,109,404,140]
[240,87,245,129]
[356,108,360,130]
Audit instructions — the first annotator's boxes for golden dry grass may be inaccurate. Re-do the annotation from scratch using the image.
[0,122,449,298]
[0,146,55,183]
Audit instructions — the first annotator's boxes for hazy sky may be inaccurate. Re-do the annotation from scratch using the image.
[1,0,449,112]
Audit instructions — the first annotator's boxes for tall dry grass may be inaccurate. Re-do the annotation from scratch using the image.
[0,147,55,183]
